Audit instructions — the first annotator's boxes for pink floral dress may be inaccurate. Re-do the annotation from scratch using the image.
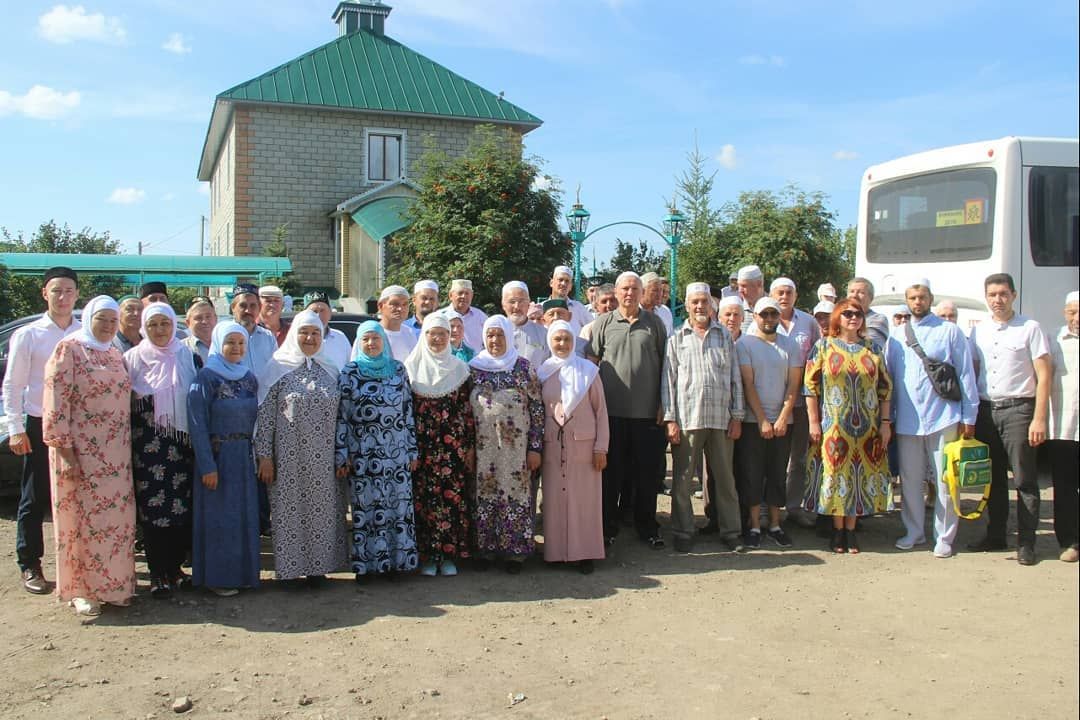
[43,337,136,604]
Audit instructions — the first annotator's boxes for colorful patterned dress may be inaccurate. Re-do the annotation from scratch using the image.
[336,362,419,575]
[42,338,136,604]
[412,382,476,561]
[469,358,544,558]
[802,337,894,516]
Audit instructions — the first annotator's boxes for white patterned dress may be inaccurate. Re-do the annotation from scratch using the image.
[255,363,348,579]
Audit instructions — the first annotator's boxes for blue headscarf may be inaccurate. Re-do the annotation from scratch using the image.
[351,320,395,379]
[205,320,250,381]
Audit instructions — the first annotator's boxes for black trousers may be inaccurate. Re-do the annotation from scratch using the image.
[15,416,51,572]
[737,425,791,509]
[976,400,1040,547]
[1048,439,1079,550]
[603,417,662,540]
[142,524,191,580]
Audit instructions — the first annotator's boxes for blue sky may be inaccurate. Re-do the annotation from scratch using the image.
[1,0,1077,269]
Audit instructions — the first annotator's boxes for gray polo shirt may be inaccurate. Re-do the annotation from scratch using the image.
[587,308,667,419]
[736,332,801,423]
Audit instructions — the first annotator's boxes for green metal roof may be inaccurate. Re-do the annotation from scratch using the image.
[349,195,414,241]
[0,254,292,282]
[219,30,541,125]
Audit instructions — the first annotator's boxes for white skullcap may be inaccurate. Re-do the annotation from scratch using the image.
[770,277,796,292]
[816,283,836,299]
[258,285,283,297]
[729,270,739,280]
[441,308,464,321]
[1067,291,1079,305]
[718,295,743,310]
[754,297,781,314]
[502,280,530,296]
[906,277,932,291]
[737,264,763,281]
[615,271,642,287]
[450,279,472,291]
[379,285,409,301]
[684,282,711,300]
[813,300,835,316]
[640,271,661,285]
[413,280,438,294]
[552,265,572,279]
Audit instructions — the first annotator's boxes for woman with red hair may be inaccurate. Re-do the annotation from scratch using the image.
[803,299,893,553]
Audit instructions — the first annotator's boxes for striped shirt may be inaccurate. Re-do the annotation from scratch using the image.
[662,319,745,432]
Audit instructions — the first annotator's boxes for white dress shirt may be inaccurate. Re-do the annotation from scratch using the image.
[1050,324,1078,442]
[969,314,1050,401]
[3,314,82,435]
[323,328,352,369]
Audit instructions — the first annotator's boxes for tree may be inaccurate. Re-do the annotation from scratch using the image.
[260,223,302,298]
[386,125,568,312]
[675,133,721,247]
[0,221,123,323]
[606,238,666,276]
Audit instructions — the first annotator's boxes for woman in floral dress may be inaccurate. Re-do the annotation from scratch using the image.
[255,310,347,586]
[804,299,893,554]
[43,295,136,617]
[125,302,200,598]
[337,321,419,580]
[468,315,544,574]
[404,313,476,577]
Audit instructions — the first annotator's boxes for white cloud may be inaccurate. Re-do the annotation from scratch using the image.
[738,54,786,67]
[0,85,81,119]
[107,187,146,205]
[833,149,859,160]
[38,5,126,45]
[716,144,738,170]
[162,32,191,54]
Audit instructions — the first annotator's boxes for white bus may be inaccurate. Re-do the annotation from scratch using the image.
[855,136,1079,334]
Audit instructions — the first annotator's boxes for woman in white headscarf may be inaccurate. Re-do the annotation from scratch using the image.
[404,313,476,577]
[467,315,544,574]
[124,302,200,598]
[254,310,348,586]
[42,295,136,616]
[537,320,609,573]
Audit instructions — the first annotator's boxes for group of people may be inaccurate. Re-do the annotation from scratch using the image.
[3,261,1076,618]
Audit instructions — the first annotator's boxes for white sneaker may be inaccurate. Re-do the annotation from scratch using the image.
[894,536,926,551]
[439,559,458,576]
[70,597,101,616]
[419,561,438,577]
[933,543,953,558]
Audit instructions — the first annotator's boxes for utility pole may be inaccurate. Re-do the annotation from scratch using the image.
[138,241,143,255]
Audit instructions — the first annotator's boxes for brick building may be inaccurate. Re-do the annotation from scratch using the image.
[196,1,542,305]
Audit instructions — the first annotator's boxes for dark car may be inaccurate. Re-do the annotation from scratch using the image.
[283,312,376,345]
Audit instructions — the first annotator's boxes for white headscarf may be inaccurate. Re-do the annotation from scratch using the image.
[125,302,196,435]
[76,295,120,352]
[536,320,598,419]
[468,315,520,372]
[404,313,470,397]
[257,310,341,405]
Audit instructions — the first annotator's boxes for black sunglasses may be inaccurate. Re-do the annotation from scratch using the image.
[840,310,864,319]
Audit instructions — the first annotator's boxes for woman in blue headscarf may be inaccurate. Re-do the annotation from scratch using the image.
[187,320,262,596]
[336,321,419,580]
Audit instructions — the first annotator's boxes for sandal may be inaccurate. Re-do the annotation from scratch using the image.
[70,597,102,616]
[831,528,847,554]
[846,530,860,554]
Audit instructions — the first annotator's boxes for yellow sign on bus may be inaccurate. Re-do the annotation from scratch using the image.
[936,209,965,227]
[964,198,985,224]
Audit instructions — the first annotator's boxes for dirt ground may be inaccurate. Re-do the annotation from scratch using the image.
[0,486,1076,720]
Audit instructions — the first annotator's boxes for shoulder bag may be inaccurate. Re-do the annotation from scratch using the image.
[903,320,962,401]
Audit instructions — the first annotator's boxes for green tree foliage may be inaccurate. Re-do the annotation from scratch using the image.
[260,223,302,298]
[386,125,568,312]
[605,238,666,277]
[675,133,721,247]
[0,221,123,323]
[677,187,853,309]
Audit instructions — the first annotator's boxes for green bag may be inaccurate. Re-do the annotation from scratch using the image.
[941,438,992,519]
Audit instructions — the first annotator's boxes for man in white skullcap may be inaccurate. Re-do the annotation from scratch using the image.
[640,272,673,336]
[736,264,765,333]
[769,277,821,527]
[404,280,440,335]
[548,265,593,334]
[717,295,744,342]
[357,285,417,362]
[812,300,834,336]
[258,284,290,346]
[886,277,979,559]
[441,279,488,352]
[816,283,837,304]
[502,280,548,368]
[1048,290,1079,562]
[662,282,745,553]
[721,271,740,299]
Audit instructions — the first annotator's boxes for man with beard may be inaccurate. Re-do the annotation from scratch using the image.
[404,280,440,335]
[230,283,278,375]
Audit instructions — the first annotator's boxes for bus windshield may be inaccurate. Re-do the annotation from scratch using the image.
[866,167,996,263]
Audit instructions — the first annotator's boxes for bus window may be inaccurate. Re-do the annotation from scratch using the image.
[1028,166,1080,267]
[866,168,996,263]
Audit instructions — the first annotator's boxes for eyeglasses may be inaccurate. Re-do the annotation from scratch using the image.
[840,310,864,320]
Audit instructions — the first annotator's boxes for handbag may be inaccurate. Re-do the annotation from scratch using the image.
[903,320,962,401]
[940,438,992,519]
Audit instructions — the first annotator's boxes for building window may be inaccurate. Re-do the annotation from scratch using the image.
[1029,166,1079,267]
[366,129,404,182]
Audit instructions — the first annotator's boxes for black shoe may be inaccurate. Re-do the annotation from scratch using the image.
[604,536,616,548]
[646,535,665,549]
[21,567,50,595]
[1017,545,1036,566]
[697,523,720,535]
[967,536,1007,552]
[744,531,761,549]
[150,577,172,599]
[305,574,326,588]
[722,535,745,553]
[767,528,793,547]
[504,560,523,575]
[171,570,193,591]
[577,560,594,575]
[672,536,693,553]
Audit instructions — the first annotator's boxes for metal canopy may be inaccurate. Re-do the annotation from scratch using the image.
[0,253,292,285]
[349,196,414,241]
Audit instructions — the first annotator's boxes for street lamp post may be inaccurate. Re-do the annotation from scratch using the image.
[662,206,688,317]
[566,193,591,303]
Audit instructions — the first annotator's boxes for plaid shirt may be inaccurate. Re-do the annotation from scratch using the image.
[662,319,745,432]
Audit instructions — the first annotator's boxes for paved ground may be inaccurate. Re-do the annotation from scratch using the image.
[0,489,1076,720]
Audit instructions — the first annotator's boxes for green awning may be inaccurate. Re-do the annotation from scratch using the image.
[350,196,414,241]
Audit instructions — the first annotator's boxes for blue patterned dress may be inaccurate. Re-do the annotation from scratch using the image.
[336,362,419,575]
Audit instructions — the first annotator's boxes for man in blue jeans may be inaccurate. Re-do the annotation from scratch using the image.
[2,267,82,593]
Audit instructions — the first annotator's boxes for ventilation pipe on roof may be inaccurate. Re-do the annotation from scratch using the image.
[332,1,392,36]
